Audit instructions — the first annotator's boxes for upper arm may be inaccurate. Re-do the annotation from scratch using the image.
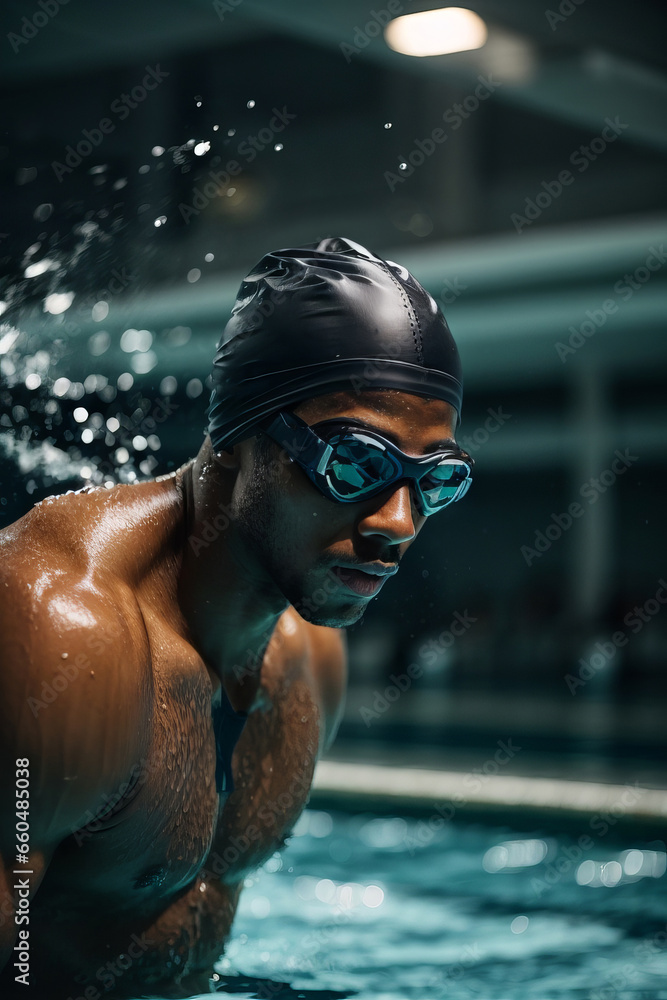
[0,553,151,963]
[302,623,348,753]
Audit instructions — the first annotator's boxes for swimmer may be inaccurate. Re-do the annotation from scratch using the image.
[0,237,473,998]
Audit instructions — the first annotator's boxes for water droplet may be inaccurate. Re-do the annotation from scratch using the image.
[138,164,150,174]
[91,300,109,322]
[33,203,53,222]
[154,215,167,227]
[384,122,392,129]
[88,331,110,357]
[213,124,220,131]
[274,143,283,152]
[194,141,210,157]
[152,145,165,157]
[187,268,201,283]
[399,162,408,170]
[24,258,54,278]
[120,328,152,353]
[247,99,255,109]
[44,292,74,315]
[204,252,214,262]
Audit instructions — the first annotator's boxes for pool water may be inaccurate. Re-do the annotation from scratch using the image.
[203,807,667,1000]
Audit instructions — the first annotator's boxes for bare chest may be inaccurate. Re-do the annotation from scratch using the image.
[22,633,323,994]
[40,626,323,909]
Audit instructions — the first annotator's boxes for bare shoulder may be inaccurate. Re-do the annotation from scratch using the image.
[0,516,153,836]
[277,607,348,752]
[0,486,114,566]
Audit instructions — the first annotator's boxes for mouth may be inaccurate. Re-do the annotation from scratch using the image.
[330,564,397,598]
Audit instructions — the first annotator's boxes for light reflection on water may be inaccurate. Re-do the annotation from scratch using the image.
[184,807,667,1000]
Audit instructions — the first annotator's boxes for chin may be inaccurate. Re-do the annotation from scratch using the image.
[280,566,371,628]
[293,598,368,629]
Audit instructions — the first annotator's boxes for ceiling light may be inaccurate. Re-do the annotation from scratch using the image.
[385,7,488,57]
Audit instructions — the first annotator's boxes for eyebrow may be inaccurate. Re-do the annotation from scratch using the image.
[320,417,458,453]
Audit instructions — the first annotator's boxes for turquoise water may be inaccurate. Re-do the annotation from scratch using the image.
[201,807,667,999]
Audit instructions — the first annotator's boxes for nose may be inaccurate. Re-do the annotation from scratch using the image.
[357,481,421,544]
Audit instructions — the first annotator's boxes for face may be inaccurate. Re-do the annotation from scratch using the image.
[228,388,459,627]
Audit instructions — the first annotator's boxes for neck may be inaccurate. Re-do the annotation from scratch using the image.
[174,440,288,690]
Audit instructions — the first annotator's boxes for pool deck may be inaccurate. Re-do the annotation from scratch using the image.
[312,743,667,831]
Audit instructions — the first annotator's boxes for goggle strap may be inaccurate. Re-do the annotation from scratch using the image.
[264,412,322,467]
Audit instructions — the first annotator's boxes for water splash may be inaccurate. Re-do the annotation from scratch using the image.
[0,434,94,483]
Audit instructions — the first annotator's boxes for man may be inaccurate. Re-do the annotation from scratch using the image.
[0,237,473,998]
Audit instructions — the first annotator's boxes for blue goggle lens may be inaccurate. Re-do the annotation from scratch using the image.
[323,430,471,512]
[327,436,400,498]
[420,463,472,509]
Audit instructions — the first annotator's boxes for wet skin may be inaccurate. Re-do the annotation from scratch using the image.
[0,388,457,998]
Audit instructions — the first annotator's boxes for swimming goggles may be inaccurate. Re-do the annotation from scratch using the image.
[259,409,474,517]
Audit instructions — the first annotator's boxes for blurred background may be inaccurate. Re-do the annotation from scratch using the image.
[1,0,666,787]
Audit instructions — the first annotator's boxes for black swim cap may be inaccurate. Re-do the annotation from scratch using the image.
[207,236,463,451]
